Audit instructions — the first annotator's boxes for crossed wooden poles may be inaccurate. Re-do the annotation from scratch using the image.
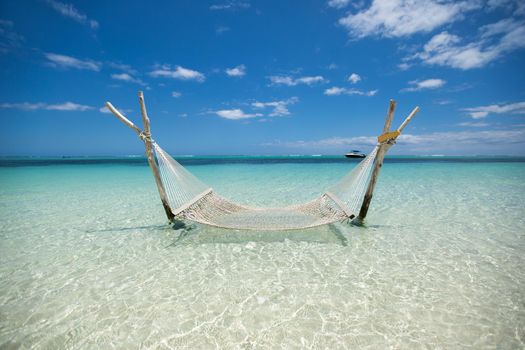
[106,92,175,221]
[105,92,419,224]
[357,100,419,221]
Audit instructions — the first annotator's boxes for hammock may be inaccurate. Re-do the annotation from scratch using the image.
[154,143,378,230]
[105,92,419,231]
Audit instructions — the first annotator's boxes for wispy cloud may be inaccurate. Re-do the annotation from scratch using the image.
[328,0,350,9]
[348,73,361,83]
[110,73,145,85]
[149,64,205,82]
[106,62,137,74]
[216,26,231,34]
[1,101,93,111]
[462,101,525,119]
[434,99,453,105]
[268,75,327,86]
[398,129,525,153]
[410,18,525,70]
[397,62,411,71]
[44,53,101,71]
[214,109,262,120]
[486,0,522,12]
[458,121,490,127]
[324,87,378,96]
[171,91,182,98]
[45,0,98,29]
[252,97,298,117]
[263,128,525,154]
[401,78,446,92]
[338,0,479,38]
[225,64,246,77]
[210,1,250,10]
[0,20,24,54]
[263,136,376,149]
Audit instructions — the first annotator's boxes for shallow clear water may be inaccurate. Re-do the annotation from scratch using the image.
[0,157,524,349]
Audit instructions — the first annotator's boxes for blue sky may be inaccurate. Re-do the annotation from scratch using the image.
[1,0,524,156]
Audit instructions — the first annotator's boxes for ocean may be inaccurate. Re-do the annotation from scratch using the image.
[0,155,524,348]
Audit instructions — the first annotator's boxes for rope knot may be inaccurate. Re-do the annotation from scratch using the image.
[139,132,154,143]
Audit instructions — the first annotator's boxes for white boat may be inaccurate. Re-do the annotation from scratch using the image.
[345,150,366,158]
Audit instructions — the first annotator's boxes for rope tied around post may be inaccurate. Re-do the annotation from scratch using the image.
[138,131,154,144]
[105,93,419,229]
[357,103,420,221]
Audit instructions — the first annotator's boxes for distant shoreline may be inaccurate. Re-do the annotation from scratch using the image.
[1,155,525,167]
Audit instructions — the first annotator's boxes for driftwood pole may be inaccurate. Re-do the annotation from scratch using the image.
[357,100,396,220]
[137,91,175,222]
[105,96,175,222]
[105,102,143,136]
[357,102,420,221]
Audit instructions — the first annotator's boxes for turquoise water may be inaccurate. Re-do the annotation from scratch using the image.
[0,156,524,348]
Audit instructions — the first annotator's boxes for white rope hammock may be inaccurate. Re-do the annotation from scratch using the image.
[105,92,419,231]
[154,143,379,230]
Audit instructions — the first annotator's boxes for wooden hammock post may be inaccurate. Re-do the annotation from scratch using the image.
[106,93,417,228]
[137,91,175,222]
[357,100,396,221]
[104,96,175,222]
[357,101,419,221]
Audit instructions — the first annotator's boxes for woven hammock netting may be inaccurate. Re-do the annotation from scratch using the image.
[153,143,379,230]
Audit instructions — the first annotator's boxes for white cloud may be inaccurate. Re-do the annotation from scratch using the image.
[252,97,298,117]
[149,65,205,82]
[268,76,294,86]
[327,63,338,70]
[348,73,361,83]
[46,102,93,111]
[486,0,523,12]
[397,63,411,70]
[225,64,246,77]
[268,75,327,86]
[434,99,453,105]
[111,73,133,81]
[263,136,376,149]
[402,78,446,92]
[263,128,525,154]
[214,109,262,120]
[0,20,24,54]
[338,0,479,38]
[110,73,145,85]
[462,101,525,119]
[458,121,489,127]
[413,32,493,69]
[106,62,137,74]
[0,102,46,110]
[44,53,101,71]
[328,0,350,9]
[398,129,525,151]
[324,86,378,96]
[1,101,93,111]
[45,0,98,29]
[216,26,230,34]
[171,91,182,98]
[411,19,525,70]
[210,1,250,10]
